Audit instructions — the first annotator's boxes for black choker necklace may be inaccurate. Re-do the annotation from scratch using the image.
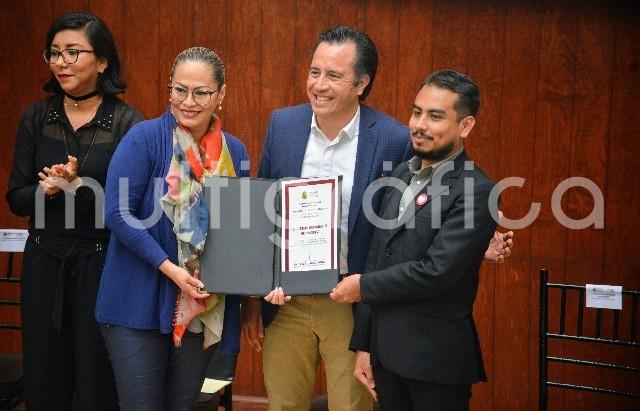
[64,90,99,108]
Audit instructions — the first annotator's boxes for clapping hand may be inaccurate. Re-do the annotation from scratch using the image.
[50,155,79,182]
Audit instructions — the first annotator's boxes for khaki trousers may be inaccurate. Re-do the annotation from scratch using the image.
[263,296,373,411]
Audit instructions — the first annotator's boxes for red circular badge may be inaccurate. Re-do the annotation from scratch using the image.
[416,193,428,206]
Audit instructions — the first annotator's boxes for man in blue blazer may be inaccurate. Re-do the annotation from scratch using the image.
[242,27,511,411]
[245,26,407,411]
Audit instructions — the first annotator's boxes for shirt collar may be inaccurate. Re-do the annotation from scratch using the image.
[407,146,465,177]
[310,105,361,141]
[46,93,116,131]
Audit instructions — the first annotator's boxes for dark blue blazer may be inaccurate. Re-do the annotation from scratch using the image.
[258,103,410,325]
[350,151,497,385]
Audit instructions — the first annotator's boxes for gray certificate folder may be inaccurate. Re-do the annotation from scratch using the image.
[200,176,341,296]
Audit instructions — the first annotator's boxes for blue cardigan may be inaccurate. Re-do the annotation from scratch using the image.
[96,109,249,353]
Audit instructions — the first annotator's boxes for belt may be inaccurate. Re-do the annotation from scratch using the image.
[31,234,108,331]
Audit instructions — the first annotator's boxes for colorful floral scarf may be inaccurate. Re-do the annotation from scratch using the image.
[160,113,237,348]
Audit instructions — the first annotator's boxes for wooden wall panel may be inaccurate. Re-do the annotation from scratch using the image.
[330,0,365,31]
[224,1,262,175]
[602,2,640,410]
[224,0,264,394]
[396,0,434,124]
[559,1,614,409]
[193,0,227,53]
[88,2,129,110]
[431,1,469,72]
[121,0,160,118]
[531,1,578,410]
[495,3,544,410]
[363,0,399,116]
[293,0,332,106]
[259,0,296,131]
[158,0,194,95]
[0,0,26,356]
[1,0,54,231]
[1,1,640,409]
[0,2,24,230]
[0,0,12,350]
[87,2,124,54]
[0,0,52,359]
[466,1,507,408]
[256,5,295,354]
[464,1,509,409]
[52,0,89,16]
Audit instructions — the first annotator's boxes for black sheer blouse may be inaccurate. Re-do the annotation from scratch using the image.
[6,94,143,240]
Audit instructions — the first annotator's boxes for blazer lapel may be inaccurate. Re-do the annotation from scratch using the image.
[348,105,379,235]
[288,105,313,177]
[388,151,468,240]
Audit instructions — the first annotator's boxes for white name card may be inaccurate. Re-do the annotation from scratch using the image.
[0,229,29,252]
[585,284,622,310]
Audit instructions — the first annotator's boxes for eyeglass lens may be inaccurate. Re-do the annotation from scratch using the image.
[170,86,215,106]
[43,49,82,64]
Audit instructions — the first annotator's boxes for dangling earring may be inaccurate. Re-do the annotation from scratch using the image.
[217,102,223,111]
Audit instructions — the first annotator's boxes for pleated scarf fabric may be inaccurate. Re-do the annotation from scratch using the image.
[160,114,237,348]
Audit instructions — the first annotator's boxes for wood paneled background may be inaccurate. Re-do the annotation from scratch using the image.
[1,1,639,410]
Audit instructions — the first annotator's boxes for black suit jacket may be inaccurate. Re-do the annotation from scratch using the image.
[349,150,497,385]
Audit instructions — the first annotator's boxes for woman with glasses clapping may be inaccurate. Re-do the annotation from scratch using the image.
[6,12,142,411]
[95,47,248,411]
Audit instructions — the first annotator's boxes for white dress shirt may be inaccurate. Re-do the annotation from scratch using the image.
[300,107,360,274]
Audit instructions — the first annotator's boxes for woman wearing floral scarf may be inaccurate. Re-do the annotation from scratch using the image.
[96,47,248,411]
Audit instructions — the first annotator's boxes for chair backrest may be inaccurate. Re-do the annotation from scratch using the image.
[0,229,27,331]
[539,268,640,410]
[0,229,27,410]
[0,252,21,331]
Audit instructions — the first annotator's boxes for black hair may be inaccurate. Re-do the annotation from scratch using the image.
[316,26,378,101]
[423,70,480,119]
[43,12,126,95]
[170,47,225,87]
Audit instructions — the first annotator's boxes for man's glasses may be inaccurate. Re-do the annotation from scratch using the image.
[43,48,95,64]
[168,85,219,106]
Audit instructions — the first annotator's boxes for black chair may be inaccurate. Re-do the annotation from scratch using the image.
[539,268,640,410]
[0,250,24,411]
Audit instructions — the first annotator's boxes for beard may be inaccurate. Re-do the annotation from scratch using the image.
[412,138,456,162]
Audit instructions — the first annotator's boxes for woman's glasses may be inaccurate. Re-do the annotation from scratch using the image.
[43,48,95,64]
[168,85,219,106]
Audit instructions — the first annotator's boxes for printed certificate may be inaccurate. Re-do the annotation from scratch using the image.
[281,177,339,272]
